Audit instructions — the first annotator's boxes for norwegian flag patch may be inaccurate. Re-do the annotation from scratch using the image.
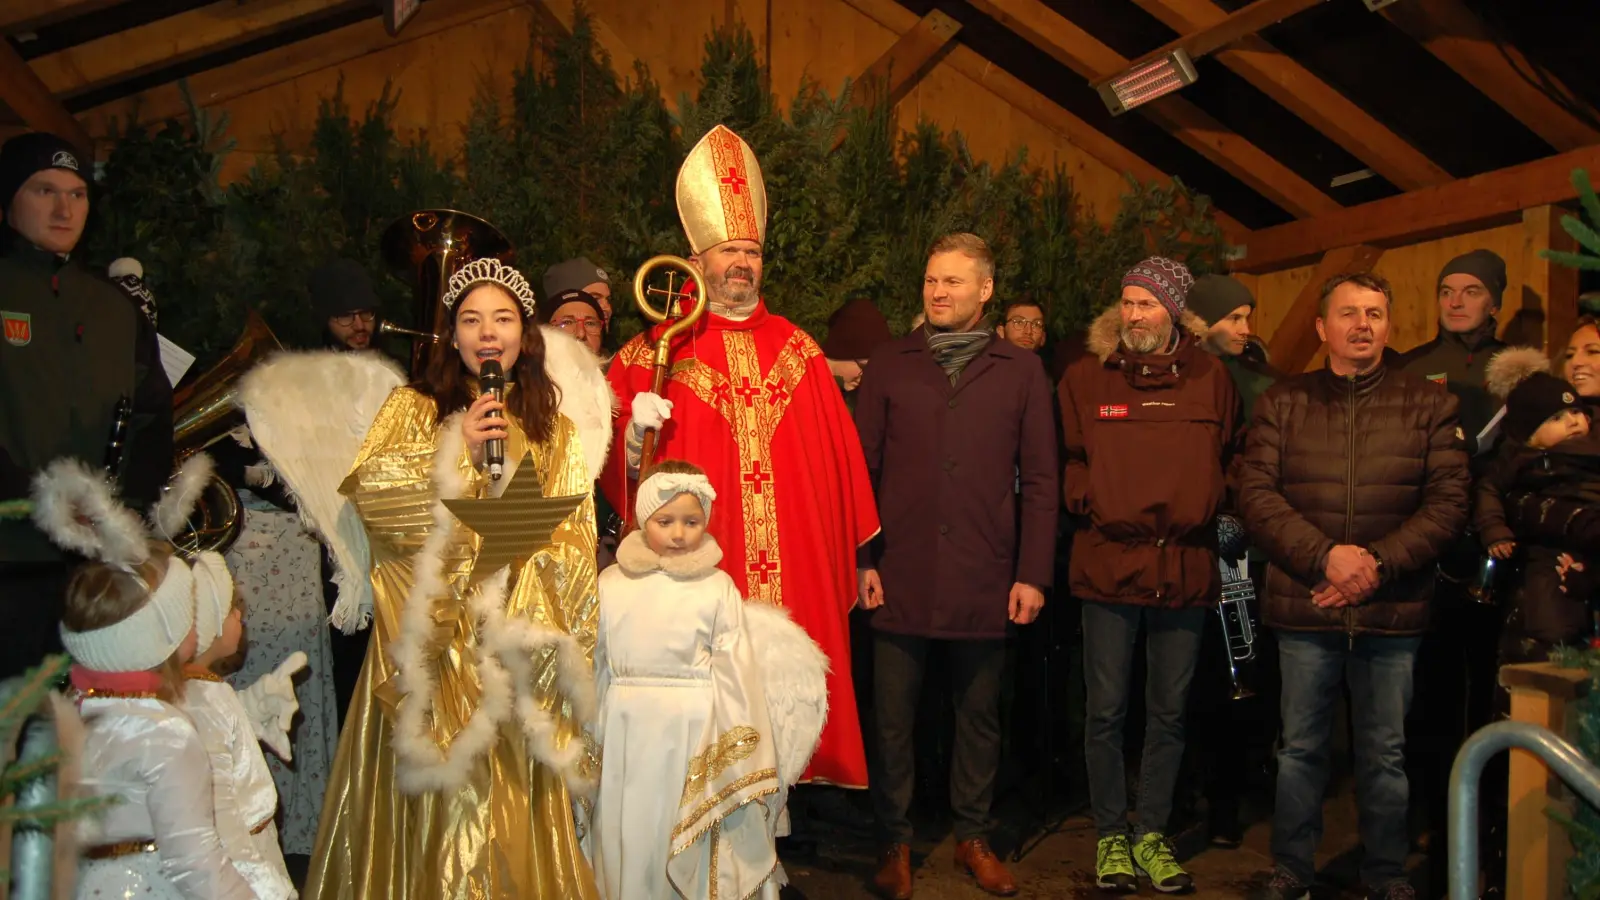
[1098,404,1129,419]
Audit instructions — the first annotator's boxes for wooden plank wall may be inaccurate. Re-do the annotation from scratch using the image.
[1239,219,1562,366]
[86,0,1135,219]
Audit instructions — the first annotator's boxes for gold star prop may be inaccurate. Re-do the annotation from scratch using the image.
[442,451,586,586]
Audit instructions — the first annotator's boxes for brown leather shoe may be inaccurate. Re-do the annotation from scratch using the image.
[955,838,1018,896]
[873,843,913,899]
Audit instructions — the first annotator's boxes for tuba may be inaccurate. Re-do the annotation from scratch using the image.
[380,209,513,377]
[168,309,283,555]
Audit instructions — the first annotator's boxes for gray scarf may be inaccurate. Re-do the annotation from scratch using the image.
[926,320,994,385]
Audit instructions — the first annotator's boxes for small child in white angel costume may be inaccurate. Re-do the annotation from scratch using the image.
[183,557,305,900]
[29,458,256,900]
[589,460,830,900]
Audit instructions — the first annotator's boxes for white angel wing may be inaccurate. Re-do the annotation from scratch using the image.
[742,602,829,787]
[540,325,616,482]
[235,351,405,633]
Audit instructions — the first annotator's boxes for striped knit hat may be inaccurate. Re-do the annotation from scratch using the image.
[1122,257,1194,324]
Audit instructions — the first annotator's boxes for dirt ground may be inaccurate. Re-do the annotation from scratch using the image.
[780,787,1427,900]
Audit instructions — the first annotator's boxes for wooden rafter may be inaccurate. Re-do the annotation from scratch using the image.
[1266,244,1385,373]
[30,0,365,101]
[1105,0,1326,76]
[0,0,123,34]
[1383,0,1600,152]
[1235,144,1600,273]
[1129,0,1450,191]
[1524,206,1580,366]
[850,9,961,110]
[837,0,1249,242]
[0,39,92,152]
[965,0,1340,218]
[77,0,523,135]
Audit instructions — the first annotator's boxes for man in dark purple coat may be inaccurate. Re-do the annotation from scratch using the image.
[854,232,1059,899]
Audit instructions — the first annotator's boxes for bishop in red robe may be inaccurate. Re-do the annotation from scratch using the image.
[602,124,879,788]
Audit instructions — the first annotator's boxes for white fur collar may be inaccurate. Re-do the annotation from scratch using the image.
[1085,304,1210,362]
[614,531,724,578]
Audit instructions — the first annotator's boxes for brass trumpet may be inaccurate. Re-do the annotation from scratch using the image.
[1217,558,1258,701]
[376,320,440,343]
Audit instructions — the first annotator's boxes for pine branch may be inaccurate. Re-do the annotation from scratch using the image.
[1,794,119,830]
[0,752,62,793]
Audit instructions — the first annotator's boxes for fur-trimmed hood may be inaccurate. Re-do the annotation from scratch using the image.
[1485,346,1551,400]
[614,530,724,579]
[1085,304,1210,363]
[539,324,617,482]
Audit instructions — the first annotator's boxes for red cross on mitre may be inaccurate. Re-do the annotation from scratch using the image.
[720,166,748,195]
[748,549,780,584]
[742,461,772,494]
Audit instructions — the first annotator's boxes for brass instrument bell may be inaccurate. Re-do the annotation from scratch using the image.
[381,209,512,377]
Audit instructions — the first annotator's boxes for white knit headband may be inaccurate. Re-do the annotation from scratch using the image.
[636,472,717,524]
[442,258,538,317]
[190,551,235,656]
[61,556,196,673]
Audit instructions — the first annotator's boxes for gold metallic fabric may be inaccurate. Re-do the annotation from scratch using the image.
[304,388,601,900]
[675,125,767,254]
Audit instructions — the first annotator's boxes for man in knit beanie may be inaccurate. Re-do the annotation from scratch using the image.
[1058,255,1242,893]
[1396,248,1510,892]
[1189,274,1279,417]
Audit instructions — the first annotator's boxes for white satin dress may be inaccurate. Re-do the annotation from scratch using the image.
[184,678,296,900]
[74,695,255,900]
[589,552,782,900]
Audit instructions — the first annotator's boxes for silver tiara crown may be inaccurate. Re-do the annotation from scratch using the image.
[442,258,537,317]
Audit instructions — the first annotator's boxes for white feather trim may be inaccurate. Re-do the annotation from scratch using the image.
[30,459,150,567]
[387,412,598,795]
[743,602,829,787]
[541,325,616,482]
[236,351,405,633]
[147,452,215,542]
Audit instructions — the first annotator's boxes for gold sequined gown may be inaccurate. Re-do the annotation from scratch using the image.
[303,387,601,900]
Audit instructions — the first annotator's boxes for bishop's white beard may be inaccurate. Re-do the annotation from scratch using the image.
[707,268,761,320]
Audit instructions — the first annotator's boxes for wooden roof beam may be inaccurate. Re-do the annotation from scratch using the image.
[29,0,367,102]
[77,0,525,135]
[839,0,1249,243]
[966,0,1340,219]
[1108,0,1326,75]
[850,8,961,110]
[1129,0,1450,191]
[0,0,124,34]
[1233,144,1600,273]
[1383,0,1600,152]
[0,39,92,153]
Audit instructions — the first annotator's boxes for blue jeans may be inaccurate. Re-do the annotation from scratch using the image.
[1273,631,1420,890]
[1082,601,1206,838]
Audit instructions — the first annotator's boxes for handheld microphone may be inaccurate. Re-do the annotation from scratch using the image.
[479,359,506,480]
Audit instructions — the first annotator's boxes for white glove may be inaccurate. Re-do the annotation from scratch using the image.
[629,392,673,437]
[237,651,308,761]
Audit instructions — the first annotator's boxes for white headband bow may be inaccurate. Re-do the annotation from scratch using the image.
[635,472,717,524]
[60,555,196,673]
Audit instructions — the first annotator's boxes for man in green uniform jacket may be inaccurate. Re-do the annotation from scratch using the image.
[0,132,174,677]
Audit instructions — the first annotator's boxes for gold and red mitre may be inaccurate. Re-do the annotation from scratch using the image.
[675,124,767,255]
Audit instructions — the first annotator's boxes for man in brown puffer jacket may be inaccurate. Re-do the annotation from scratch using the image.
[1238,272,1469,900]
[1059,257,1243,894]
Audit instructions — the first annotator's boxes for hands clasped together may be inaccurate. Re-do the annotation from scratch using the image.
[1312,544,1381,609]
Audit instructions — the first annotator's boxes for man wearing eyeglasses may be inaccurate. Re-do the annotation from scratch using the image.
[539,288,606,356]
[311,258,380,352]
[997,296,1047,354]
[544,257,613,358]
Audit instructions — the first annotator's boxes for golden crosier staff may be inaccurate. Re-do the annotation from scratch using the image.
[630,254,708,479]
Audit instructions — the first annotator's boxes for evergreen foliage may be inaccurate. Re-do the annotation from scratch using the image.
[78,9,1229,371]
[1546,645,1600,898]
[0,654,116,887]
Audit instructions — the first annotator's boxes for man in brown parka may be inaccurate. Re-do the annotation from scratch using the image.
[1059,257,1242,894]
[1238,272,1469,900]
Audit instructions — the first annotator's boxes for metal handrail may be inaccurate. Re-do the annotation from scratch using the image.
[1448,720,1600,900]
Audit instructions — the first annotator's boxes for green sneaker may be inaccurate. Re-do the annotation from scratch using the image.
[1095,834,1137,893]
[1132,832,1194,893]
